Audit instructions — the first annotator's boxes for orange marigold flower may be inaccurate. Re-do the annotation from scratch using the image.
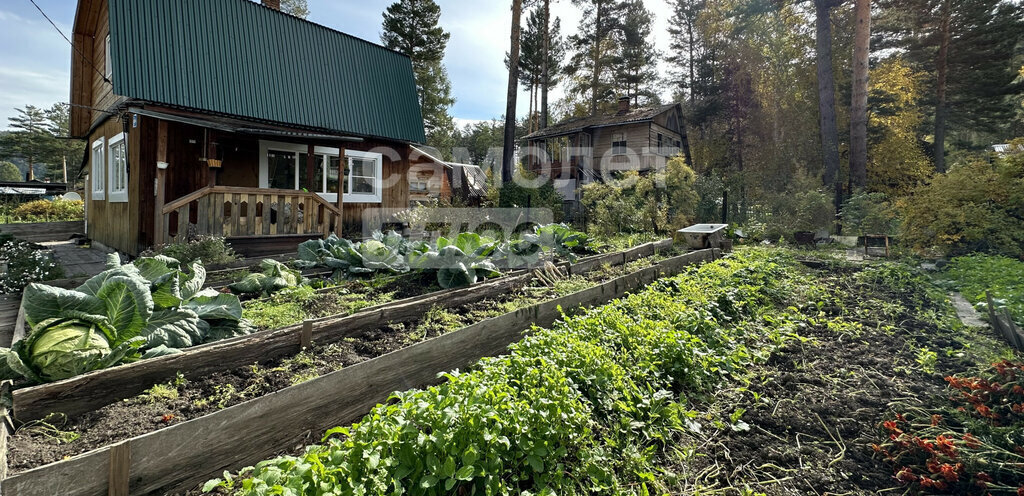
[1018,485,1024,496]
[896,412,907,422]
[963,433,981,448]
[936,435,958,456]
[931,414,943,426]
[976,472,994,483]
[939,463,962,482]
[1012,385,1024,395]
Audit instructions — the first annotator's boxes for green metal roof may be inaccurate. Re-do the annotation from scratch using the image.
[108,0,426,143]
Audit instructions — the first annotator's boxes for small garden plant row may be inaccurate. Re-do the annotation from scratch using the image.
[6,239,673,424]
[0,247,717,496]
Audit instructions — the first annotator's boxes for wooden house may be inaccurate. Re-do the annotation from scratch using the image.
[70,0,444,256]
[523,98,690,204]
[407,146,487,206]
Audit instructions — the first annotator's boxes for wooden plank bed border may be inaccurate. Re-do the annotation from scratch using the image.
[0,248,718,496]
[9,242,675,423]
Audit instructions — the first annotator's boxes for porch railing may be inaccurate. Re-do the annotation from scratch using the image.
[159,186,340,244]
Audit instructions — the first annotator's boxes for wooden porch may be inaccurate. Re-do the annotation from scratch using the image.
[159,186,341,246]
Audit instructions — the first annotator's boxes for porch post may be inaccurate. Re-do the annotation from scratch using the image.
[154,120,169,246]
[206,131,218,187]
[336,145,345,236]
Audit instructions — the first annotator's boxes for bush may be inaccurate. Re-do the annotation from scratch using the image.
[745,189,835,241]
[841,191,899,236]
[897,143,1024,258]
[144,236,239,266]
[0,233,64,294]
[495,170,565,223]
[2,199,84,223]
[581,155,698,237]
[0,161,22,182]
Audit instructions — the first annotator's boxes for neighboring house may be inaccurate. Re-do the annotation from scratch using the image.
[70,0,444,256]
[407,146,487,206]
[993,143,1024,155]
[0,181,69,201]
[522,98,689,204]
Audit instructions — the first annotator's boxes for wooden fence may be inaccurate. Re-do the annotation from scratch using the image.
[0,247,717,496]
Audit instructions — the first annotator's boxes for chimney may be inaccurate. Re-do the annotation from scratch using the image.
[262,0,281,10]
[617,96,631,115]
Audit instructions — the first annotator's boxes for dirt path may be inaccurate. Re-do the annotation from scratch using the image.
[950,291,988,327]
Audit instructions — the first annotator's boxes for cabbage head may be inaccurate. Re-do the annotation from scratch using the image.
[0,317,144,383]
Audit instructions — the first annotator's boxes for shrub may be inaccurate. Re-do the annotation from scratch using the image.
[4,199,84,223]
[745,189,835,241]
[897,144,1024,258]
[581,155,698,237]
[841,191,899,236]
[495,169,565,223]
[0,161,22,182]
[145,236,239,266]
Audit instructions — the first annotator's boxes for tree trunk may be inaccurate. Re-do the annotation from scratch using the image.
[934,0,952,173]
[590,1,605,115]
[541,0,550,129]
[850,0,870,190]
[502,0,524,184]
[815,0,841,189]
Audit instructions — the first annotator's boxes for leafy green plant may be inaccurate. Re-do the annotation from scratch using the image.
[228,259,304,297]
[0,254,252,383]
[143,236,239,266]
[296,232,411,278]
[1,199,84,223]
[841,191,900,236]
[409,233,501,289]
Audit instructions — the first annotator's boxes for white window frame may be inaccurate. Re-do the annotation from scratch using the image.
[258,141,383,204]
[104,34,112,79]
[612,133,627,156]
[108,133,128,202]
[91,137,105,201]
[343,150,383,203]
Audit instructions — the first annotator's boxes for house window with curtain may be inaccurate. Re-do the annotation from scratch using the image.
[259,141,383,203]
[91,137,105,200]
[108,133,128,202]
[612,133,627,155]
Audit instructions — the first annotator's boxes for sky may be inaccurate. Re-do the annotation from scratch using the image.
[0,0,675,131]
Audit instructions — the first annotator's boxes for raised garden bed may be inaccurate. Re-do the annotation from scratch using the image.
[0,246,713,495]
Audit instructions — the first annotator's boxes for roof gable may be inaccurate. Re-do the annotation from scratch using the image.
[101,0,425,143]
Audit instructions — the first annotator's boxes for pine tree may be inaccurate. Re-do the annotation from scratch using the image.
[503,0,525,183]
[875,0,1024,171]
[381,0,455,152]
[849,0,870,189]
[513,8,565,132]
[666,0,707,104]
[0,106,49,182]
[613,0,659,106]
[566,0,624,115]
[814,0,842,196]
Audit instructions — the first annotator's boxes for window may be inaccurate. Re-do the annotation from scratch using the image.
[410,180,429,193]
[657,133,664,153]
[259,141,383,203]
[108,133,128,202]
[104,34,112,79]
[612,133,627,155]
[91,137,105,200]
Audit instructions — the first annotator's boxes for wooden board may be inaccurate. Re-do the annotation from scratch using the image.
[0,249,717,496]
[0,222,84,243]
